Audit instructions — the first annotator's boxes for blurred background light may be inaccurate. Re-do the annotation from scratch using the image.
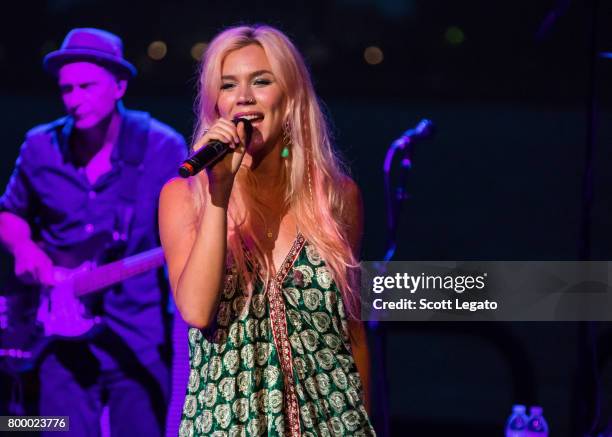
[190,42,208,61]
[445,26,465,45]
[147,41,167,61]
[364,45,384,65]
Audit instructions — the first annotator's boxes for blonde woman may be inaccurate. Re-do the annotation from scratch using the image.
[159,24,375,436]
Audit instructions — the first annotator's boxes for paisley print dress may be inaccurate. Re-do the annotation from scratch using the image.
[179,233,376,436]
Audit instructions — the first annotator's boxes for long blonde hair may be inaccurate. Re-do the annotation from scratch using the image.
[191,24,359,318]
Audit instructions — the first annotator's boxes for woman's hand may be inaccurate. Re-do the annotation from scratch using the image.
[192,118,249,203]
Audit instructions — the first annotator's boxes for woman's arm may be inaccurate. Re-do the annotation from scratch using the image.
[159,176,230,329]
[159,119,249,329]
[348,318,371,414]
[342,177,372,414]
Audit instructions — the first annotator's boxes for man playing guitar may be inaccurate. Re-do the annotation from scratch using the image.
[0,28,186,436]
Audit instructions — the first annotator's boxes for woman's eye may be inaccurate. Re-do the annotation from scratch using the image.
[220,82,235,90]
[254,78,271,86]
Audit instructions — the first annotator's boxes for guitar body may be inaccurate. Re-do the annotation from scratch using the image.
[38,232,117,337]
[36,263,101,338]
[1,232,117,373]
[1,232,165,373]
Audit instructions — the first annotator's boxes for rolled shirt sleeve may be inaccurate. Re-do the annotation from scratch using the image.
[0,141,36,219]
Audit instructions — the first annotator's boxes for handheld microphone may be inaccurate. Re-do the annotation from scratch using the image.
[178,118,253,178]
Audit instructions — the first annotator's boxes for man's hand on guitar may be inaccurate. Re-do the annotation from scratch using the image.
[13,240,57,286]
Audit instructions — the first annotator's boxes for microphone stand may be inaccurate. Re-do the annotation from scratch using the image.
[383,137,415,262]
[369,119,433,436]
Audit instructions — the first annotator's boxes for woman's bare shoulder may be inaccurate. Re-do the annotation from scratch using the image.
[338,175,364,254]
[161,177,193,204]
[340,175,362,205]
[159,176,206,221]
[158,177,203,250]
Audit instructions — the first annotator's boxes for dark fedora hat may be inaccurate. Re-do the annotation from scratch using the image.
[43,28,137,78]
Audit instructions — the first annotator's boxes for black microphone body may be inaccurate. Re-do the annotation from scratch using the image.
[178,118,253,178]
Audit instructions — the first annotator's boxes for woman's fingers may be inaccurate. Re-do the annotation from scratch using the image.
[235,120,249,149]
[193,119,240,150]
[214,119,240,145]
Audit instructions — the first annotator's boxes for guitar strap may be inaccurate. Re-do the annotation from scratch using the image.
[114,110,151,245]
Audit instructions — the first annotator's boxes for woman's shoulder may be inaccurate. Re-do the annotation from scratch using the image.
[161,176,192,200]
[337,175,364,252]
[338,175,362,205]
[159,176,203,216]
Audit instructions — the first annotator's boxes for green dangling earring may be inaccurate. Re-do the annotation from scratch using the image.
[281,120,291,158]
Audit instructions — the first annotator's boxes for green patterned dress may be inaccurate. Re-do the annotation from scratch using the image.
[179,233,376,436]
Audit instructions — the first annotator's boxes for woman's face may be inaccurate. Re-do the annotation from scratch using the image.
[217,44,286,154]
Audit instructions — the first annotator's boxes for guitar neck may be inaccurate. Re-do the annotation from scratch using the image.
[73,247,165,296]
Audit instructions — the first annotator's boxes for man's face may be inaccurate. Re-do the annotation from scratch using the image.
[58,62,126,130]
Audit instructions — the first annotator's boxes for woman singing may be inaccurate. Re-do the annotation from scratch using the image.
[159,24,375,436]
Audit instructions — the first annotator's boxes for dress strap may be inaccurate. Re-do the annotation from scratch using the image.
[267,233,305,437]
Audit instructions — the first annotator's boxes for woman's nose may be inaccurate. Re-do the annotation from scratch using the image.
[237,90,255,105]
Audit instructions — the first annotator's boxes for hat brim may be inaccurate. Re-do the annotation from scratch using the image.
[43,49,137,78]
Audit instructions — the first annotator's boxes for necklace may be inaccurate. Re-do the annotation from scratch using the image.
[261,206,288,240]
[263,214,281,240]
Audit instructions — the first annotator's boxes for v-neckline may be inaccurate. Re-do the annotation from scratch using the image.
[271,232,305,287]
[241,232,305,287]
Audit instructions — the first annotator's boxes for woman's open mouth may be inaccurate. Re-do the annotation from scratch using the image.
[234,112,264,126]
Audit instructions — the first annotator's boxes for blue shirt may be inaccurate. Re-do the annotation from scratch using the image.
[0,108,187,364]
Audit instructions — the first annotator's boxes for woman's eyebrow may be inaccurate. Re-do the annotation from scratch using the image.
[221,70,274,81]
